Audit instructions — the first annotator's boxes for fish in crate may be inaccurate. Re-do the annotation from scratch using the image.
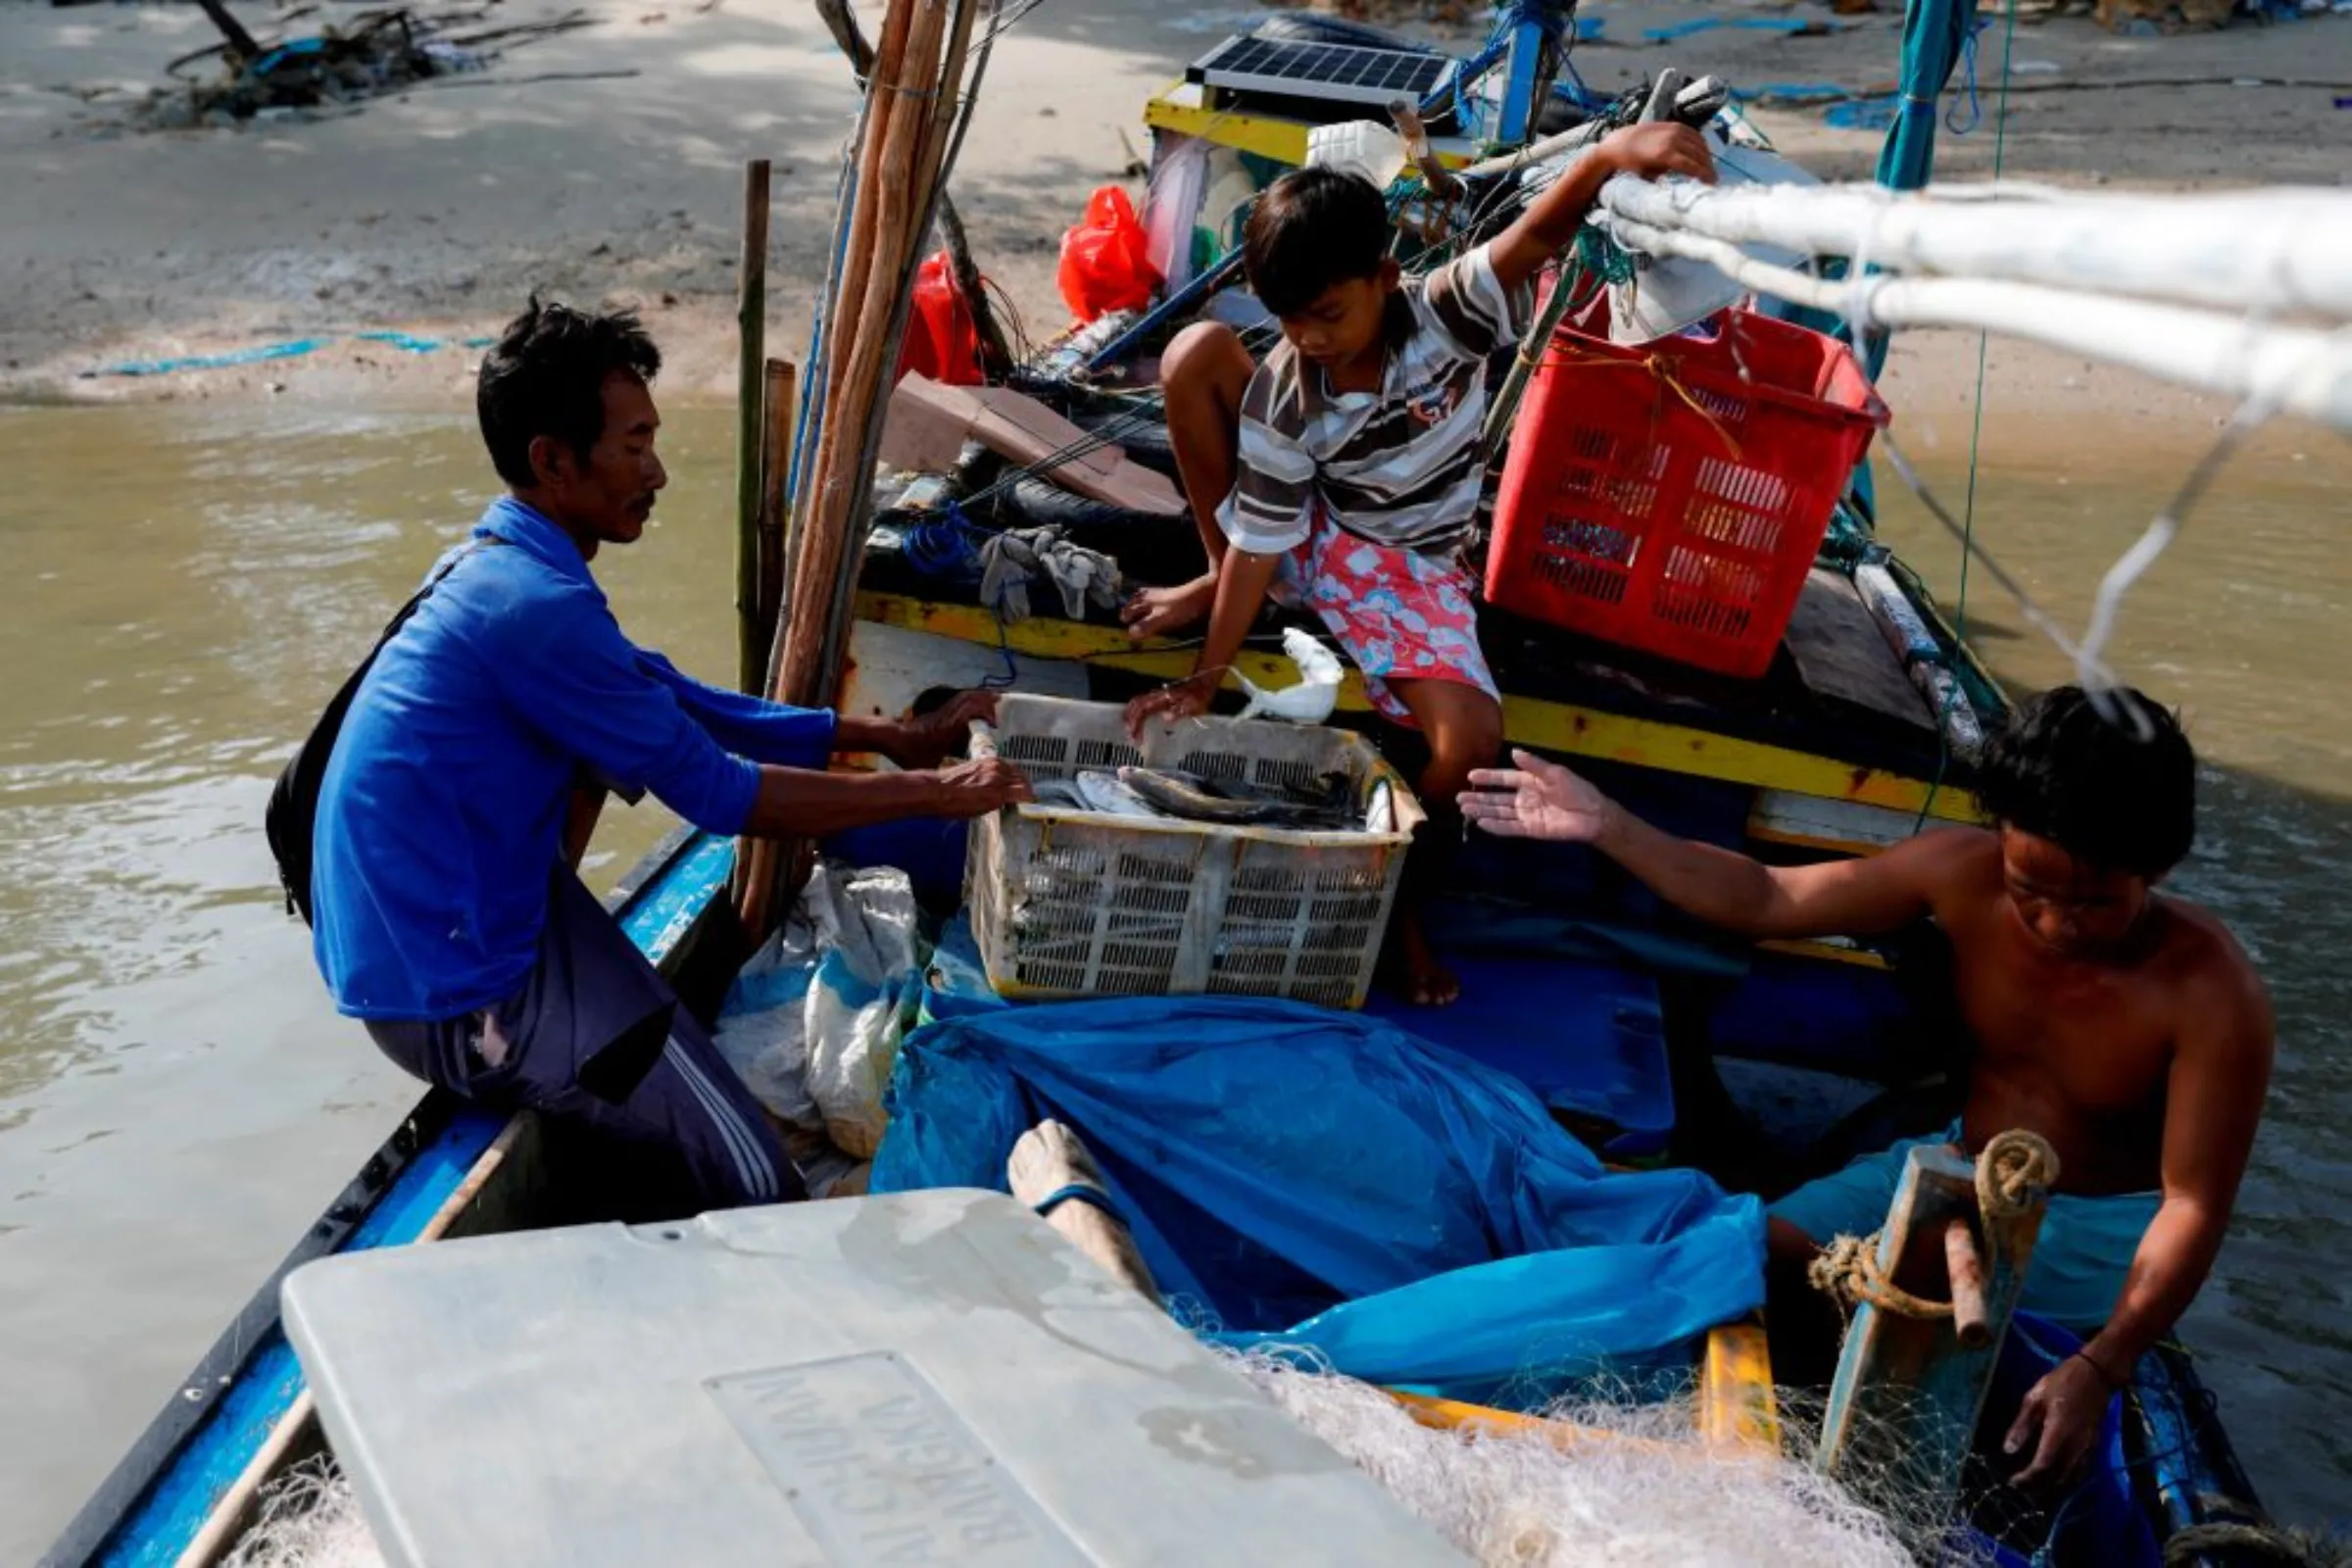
[965,693,1423,1008]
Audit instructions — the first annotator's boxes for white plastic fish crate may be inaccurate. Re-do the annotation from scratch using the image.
[967,695,1425,1008]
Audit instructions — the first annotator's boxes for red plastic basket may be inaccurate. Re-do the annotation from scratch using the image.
[1486,297,1888,679]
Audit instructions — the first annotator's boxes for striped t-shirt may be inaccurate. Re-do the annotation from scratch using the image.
[1218,242,1530,559]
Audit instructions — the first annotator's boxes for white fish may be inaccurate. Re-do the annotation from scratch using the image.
[1364,780,1396,836]
[1234,627,1344,725]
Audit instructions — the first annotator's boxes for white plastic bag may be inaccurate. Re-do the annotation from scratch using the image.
[711,862,927,1152]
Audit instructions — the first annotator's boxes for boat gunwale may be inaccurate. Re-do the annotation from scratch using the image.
[42,824,724,1568]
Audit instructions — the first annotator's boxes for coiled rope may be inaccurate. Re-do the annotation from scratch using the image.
[1809,1129,2060,1319]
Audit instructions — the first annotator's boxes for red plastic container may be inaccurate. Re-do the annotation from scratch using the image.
[1486,298,1888,679]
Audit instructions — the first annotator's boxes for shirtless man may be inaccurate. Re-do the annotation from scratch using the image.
[1459,685,2273,1488]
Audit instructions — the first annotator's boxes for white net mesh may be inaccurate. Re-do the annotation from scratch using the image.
[1222,1349,1933,1568]
[220,1457,383,1568]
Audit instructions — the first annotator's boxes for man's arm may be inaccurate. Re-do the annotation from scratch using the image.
[834,691,1002,771]
[1485,123,1716,296]
[2094,968,2272,1364]
[1461,749,1951,939]
[2006,953,2274,1487]
[740,755,1032,840]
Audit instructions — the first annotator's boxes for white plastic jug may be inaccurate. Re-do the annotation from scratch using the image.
[1305,120,1408,191]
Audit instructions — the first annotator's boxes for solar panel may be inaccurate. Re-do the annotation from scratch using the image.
[1186,35,1454,111]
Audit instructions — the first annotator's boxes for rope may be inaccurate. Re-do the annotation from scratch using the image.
[899,499,991,580]
[1909,0,2015,829]
[1808,1129,2060,1319]
[2161,1522,2346,1568]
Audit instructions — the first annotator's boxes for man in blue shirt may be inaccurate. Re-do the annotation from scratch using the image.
[312,299,1031,1209]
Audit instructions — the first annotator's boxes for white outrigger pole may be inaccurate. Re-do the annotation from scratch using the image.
[1591,175,2352,433]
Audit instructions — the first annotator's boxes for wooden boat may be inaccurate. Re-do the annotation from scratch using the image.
[45,9,2288,1566]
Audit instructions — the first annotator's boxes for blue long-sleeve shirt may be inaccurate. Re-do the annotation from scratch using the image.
[312,497,834,1021]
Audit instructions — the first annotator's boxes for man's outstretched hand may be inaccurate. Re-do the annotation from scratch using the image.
[1459,749,1616,844]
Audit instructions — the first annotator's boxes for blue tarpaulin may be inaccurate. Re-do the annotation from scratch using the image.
[871,996,1765,1404]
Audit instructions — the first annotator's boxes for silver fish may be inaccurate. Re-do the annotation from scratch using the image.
[1072,770,1164,818]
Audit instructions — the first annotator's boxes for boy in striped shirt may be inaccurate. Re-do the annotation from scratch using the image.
[1125,122,1713,1004]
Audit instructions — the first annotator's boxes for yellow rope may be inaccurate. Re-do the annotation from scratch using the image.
[1808,1129,2060,1320]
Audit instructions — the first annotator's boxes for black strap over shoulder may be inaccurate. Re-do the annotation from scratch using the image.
[265,542,493,925]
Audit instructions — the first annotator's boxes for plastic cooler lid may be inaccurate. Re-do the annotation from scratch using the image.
[282,1190,1461,1567]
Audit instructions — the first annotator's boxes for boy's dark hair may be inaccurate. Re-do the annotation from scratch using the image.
[1976,684,2196,878]
[477,297,662,488]
[1243,166,1393,318]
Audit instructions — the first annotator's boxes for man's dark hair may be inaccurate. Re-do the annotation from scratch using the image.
[477,297,662,488]
[1243,166,1393,318]
[1976,684,2196,878]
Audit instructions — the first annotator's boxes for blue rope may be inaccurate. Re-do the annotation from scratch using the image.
[899,500,990,582]
[897,502,1021,687]
[1946,20,1989,136]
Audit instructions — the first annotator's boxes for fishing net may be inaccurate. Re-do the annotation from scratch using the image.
[220,1457,382,1568]
[1219,1348,1954,1568]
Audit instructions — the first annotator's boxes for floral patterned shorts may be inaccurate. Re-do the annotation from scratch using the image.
[1274,511,1499,727]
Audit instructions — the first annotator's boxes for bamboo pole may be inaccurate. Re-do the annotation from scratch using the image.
[814,0,1009,375]
[814,0,916,468]
[727,357,798,932]
[808,0,987,705]
[734,158,771,694]
[755,357,797,675]
[735,0,968,936]
[777,0,950,711]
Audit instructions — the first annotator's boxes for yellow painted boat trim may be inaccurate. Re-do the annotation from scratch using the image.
[1702,1321,1784,1455]
[1145,88,1478,171]
[855,592,1985,823]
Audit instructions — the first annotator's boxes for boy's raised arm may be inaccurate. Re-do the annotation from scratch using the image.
[1486,123,1716,296]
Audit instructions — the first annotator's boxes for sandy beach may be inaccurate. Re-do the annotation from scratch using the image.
[3,0,2346,443]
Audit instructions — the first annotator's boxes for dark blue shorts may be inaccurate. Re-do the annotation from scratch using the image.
[366,869,801,1209]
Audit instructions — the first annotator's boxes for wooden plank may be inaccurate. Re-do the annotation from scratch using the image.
[1814,1146,2046,1520]
[1785,568,1935,734]
[1702,1322,1783,1454]
[854,594,1988,822]
[734,160,771,693]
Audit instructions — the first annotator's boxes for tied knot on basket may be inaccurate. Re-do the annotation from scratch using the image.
[1809,1129,2060,1321]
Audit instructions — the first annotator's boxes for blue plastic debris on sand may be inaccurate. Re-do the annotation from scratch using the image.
[1827,96,1901,131]
[1365,954,1675,1157]
[1642,16,1842,41]
[83,337,331,378]
[872,996,1765,1404]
